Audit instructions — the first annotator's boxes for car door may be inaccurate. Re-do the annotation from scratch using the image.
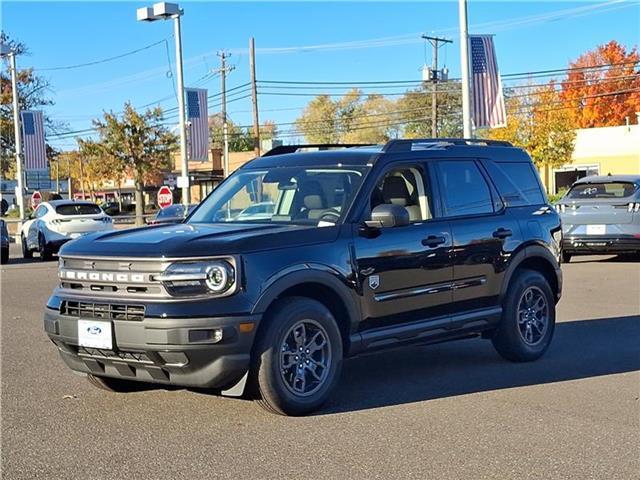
[352,162,454,329]
[433,159,521,315]
[27,205,48,249]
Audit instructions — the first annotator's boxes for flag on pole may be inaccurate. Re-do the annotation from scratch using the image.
[21,110,48,170]
[469,35,507,129]
[185,88,209,161]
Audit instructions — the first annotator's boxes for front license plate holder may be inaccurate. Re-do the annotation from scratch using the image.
[78,320,113,349]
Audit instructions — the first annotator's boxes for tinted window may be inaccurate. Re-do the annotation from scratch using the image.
[157,205,185,217]
[486,161,546,206]
[566,182,637,199]
[437,160,494,217]
[55,204,101,215]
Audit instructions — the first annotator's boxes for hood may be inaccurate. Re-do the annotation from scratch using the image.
[59,222,338,258]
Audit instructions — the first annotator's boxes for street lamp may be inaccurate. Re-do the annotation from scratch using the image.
[0,43,26,221]
[137,2,190,205]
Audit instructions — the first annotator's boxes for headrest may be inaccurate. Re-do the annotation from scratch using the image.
[300,181,326,210]
[382,176,410,206]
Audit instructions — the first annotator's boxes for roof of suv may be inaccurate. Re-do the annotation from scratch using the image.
[242,139,531,170]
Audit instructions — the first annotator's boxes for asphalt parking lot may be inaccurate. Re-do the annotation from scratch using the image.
[1,244,639,480]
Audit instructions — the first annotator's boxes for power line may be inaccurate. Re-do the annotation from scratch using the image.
[33,40,168,71]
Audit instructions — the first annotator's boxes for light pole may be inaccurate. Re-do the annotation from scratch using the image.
[1,44,26,221]
[137,2,190,205]
[458,0,473,138]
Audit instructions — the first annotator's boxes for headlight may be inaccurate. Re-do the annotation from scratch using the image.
[154,260,237,297]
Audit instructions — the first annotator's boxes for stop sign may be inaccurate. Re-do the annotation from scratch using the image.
[31,191,42,209]
[157,186,173,209]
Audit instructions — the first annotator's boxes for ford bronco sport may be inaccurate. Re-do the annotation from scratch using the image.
[44,139,563,416]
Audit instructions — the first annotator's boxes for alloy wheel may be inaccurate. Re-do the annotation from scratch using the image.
[517,286,549,346]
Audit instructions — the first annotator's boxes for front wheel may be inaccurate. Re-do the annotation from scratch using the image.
[251,297,343,416]
[21,234,33,259]
[561,251,572,264]
[492,269,556,362]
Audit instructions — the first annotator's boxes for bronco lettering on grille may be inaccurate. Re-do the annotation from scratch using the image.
[59,270,147,283]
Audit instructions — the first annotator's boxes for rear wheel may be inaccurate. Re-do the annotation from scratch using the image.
[251,297,343,416]
[38,232,52,261]
[21,234,32,259]
[492,269,555,362]
[1,246,8,264]
[561,251,572,264]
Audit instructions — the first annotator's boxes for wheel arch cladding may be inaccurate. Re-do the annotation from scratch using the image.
[502,246,560,302]
[252,270,359,354]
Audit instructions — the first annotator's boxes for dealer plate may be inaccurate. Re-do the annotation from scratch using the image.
[78,320,113,349]
[586,224,606,235]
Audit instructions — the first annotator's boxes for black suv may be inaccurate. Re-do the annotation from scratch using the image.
[44,139,563,415]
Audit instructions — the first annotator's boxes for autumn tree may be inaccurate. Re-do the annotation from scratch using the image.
[396,82,463,138]
[560,41,640,128]
[487,83,575,177]
[91,103,177,225]
[0,32,62,179]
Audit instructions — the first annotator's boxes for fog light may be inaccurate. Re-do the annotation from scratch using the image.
[188,328,223,343]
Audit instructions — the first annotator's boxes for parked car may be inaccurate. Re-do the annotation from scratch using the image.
[21,200,114,261]
[44,139,562,415]
[555,175,640,262]
[147,204,197,225]
[100,201,121,216]
[1,219,9,264]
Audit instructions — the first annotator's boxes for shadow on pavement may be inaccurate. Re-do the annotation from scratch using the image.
[319,315,640,415]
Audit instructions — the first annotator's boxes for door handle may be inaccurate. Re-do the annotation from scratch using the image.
[422,235,446,248]
[493,227,513,239]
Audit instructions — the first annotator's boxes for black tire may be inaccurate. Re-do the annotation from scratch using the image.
[250,297,343,416]
[86,374,147,392]
[492,269,556,362]
[561,251,572,264]
[38,232,52,261]
[21,234,32,259]
[1,247,8,264]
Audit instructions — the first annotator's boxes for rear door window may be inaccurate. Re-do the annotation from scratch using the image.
[436,160,494,217]
[55,204,102,215]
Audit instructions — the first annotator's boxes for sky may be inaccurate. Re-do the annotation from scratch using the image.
[3,0,640,150]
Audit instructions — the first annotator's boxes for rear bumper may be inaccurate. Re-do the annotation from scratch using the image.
[44,307,260,389]
[562,235,640,254]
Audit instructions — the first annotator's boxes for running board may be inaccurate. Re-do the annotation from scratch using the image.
[349,306,502,355]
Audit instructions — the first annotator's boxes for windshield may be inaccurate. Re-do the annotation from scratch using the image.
[566,182,637,199]
[189,166,368,225]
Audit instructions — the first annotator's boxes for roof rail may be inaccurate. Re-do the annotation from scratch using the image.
[383,138,513,153]
[262,143,375,157]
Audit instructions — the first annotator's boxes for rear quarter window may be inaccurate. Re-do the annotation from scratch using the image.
[485,160,546,206]
[55,204,102,215]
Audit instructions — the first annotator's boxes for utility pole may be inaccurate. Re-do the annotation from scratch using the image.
[6,50,26,220]
[459,0,473,138]
[422,35,452,138]
[217,51,235,177]
[249,37,260,157]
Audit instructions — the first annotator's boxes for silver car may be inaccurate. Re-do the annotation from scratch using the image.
[556,175,640,262]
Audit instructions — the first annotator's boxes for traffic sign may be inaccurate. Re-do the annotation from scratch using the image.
[157,185,173,209]
[31,191,42,209]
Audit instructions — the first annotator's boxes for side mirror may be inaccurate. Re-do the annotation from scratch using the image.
[365,204,410,228]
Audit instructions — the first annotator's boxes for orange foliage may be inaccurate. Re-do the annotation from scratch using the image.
[560,41,640,128]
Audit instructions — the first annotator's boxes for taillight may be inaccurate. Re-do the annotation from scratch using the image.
[627,202,640,212]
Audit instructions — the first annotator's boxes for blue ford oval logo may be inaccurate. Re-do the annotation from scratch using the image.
[87,326,102,335]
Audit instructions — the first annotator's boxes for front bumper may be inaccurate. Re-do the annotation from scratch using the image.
[44,307,260,389]
[562,235,640,254]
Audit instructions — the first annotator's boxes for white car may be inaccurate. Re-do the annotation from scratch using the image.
[21,200,113,260]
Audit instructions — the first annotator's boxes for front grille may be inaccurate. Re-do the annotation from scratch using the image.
[61,300,145,321]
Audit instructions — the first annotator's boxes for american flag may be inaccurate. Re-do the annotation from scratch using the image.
[470,35,507,129]
[21,110,48,169]
[186,88,209,161]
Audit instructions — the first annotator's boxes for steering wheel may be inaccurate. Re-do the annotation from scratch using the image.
[318,209,341,224]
